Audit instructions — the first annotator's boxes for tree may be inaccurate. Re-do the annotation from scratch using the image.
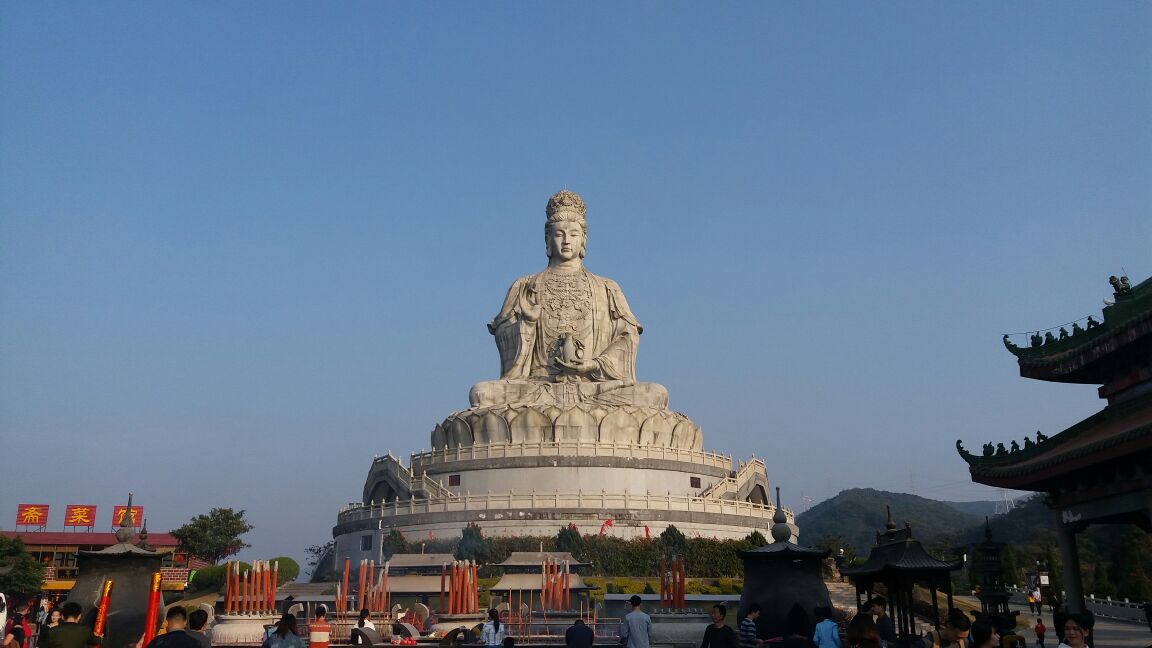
[812,535,857,565]
[381,530,408,561]
[1041,543,1063,608]
[659,525,688,555]
[306,541,334,568]
[0,535,45,597]
[171,508,254,563]
[305,540,336,582]
[745,531,768,547]
[1000,545,1022,587]
[268,556,300,584]
[456,523,489,561]
[1090,560,1116,599]
[188,561,250,592]
[556,524,587,558]
[1114,528,1152,600]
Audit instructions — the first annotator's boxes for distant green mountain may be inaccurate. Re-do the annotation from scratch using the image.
[950,494,1052,545]
[799,490,1152,601]
[796,488,984,553]
[941,499,1000,517]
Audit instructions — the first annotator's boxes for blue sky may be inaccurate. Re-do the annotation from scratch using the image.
[2,3,1149,566]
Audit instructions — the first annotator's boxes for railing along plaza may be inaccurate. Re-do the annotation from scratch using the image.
[396,441,734,472]
[338,490,793,523]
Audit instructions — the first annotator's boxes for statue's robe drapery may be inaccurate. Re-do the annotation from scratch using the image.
[488,269,642,382]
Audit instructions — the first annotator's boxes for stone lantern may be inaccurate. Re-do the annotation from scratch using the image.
[738,489,831,639]
[972,518,1018,636]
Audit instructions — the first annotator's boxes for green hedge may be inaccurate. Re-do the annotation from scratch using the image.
[449,525,759,578]
[189,561,251,592]
[314,525,763,584]
[271,557,300,585]
[188,557,299,593]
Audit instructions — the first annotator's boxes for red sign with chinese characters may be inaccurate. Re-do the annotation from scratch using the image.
[112,506,143,527]
[17,504,49,526]
[65,505,97,527]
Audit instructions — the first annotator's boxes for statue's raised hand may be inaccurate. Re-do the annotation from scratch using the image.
[518,283,541,322]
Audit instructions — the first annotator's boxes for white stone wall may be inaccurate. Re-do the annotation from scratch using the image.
[431,464,715,497]
[332,517,800,572]
[381,518,770,541]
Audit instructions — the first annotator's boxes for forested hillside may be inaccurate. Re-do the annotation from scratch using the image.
[796,488,985,552]
[799,490,1152,602]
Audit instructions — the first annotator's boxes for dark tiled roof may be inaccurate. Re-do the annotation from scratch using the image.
[738,541,828,560]
[497,552,590,567]
[1002,275,1152,374]
[82,543,162,556]
[385,553,457,567]
[957,390,1152,487]
[842,540,962,576]
[489,573,594,591]
[0,531,179,547]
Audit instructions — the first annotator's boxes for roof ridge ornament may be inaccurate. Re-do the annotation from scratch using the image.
[137,518,152,550]
[1109,274,1132,297]
[770,487,791,543]
[114,492,135,544]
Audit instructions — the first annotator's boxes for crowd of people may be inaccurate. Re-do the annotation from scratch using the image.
[0,599,234,648]
[606,594,1099,648]
[0,589,1119,648]
[0,599,211,648]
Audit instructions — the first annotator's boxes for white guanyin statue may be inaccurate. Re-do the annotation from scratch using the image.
[470,190,668,410]
[433,190,700,450]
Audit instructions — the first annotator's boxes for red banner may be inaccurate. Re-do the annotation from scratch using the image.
[17,504,49,526]
[65,505,97,527]
[112,506,143,527]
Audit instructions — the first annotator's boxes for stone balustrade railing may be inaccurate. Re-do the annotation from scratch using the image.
[697,457,766,499]
[338,490,794,524]
[395,441,734,472]
[412,472,453,498]
[1004,585,1150,623]
[735,457,765,479]
[698,478,738,499]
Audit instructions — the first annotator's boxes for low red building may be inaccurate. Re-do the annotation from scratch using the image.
[0,530,199,594]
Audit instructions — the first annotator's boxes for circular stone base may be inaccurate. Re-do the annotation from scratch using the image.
[211,615,277,645]
[329,618,395,641]
[428,614,485,634]
[649,612,711,646]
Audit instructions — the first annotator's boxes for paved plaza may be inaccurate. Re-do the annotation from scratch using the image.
[1091,617,1151,647]
[956,595,1151,648]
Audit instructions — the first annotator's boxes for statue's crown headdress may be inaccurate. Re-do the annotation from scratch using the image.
[546,189,586,224]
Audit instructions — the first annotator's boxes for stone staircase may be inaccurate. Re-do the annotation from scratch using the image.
[823,580,931,635]
[825,580,859,613]
[368,453,455,502]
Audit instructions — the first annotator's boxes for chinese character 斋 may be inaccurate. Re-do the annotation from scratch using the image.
[20,506,46,524]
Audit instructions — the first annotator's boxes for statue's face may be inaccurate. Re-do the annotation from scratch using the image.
[546,222,585,261]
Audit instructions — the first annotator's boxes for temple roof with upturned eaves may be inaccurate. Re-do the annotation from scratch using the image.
[0,530,180,547]
[1001,275,1152,384]
[842,540,963,575]
[841,510,962,578]
[956,389,1152,489]
[384,553,457,567]
[496,551,591,568]
[489,572,594,592]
